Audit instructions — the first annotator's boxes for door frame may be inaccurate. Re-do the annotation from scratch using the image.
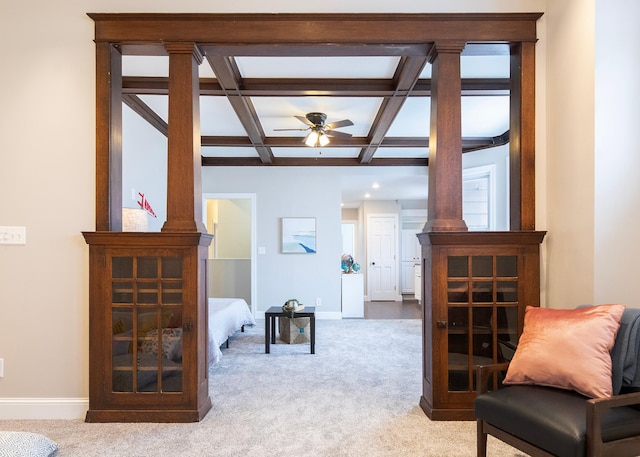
[202,192,257,316]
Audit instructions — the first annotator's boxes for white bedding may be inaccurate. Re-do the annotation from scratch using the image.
[208,298,256,365]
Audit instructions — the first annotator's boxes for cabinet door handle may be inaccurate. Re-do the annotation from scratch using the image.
[436,320,447,328]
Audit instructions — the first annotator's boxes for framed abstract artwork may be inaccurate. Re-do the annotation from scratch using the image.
[281,217,316,254]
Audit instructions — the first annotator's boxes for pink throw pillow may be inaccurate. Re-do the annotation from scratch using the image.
[503,304,625,398]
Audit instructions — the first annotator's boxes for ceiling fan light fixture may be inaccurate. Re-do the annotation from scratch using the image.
[305,130,319,147]
[318,132,330,147]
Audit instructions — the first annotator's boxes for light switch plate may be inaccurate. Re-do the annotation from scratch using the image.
[0,226,26,245]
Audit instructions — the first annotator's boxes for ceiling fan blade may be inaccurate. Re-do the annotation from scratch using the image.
[326,119,354,129]
[295,115,315,127]
[325,130,353,139]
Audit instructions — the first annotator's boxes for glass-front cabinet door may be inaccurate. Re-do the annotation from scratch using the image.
[445,254,519,393]
[110,254,184,394]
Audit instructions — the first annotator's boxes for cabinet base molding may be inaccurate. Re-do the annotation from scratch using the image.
[419,396,474,421]
[85,398,212,423]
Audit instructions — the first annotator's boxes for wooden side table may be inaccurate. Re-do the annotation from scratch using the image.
[264,306,316,354]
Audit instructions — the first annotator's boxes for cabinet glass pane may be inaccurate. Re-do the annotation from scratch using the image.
[112,281,133,303]
[137,281,159,304]
[112,257,133,278]
[448,281,468,303]
[162,280,183,304]
[448,307,469,391]
[448,256,468,277]
[472,307,493,358]
[497,306,518,363]
[472,281,493,302]
[496,256,517,277]
[472,256,493,277]
[112,308,134,392]
[137,257,158,278]
[162,258,182,278]
[497,281,518,302]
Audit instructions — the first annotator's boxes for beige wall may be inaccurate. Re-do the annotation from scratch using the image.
[543,0,596,308]
[1,0,556,419]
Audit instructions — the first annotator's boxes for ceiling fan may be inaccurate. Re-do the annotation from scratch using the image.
[274,112,354,147]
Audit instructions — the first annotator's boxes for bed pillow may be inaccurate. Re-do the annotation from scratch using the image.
[503,304,625,398]
[139,328,182,361]
[0,431,58,457]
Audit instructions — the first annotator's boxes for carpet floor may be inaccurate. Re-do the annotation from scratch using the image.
[0,319,526,456]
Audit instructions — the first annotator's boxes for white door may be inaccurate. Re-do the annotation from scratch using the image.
[368,215,398,301]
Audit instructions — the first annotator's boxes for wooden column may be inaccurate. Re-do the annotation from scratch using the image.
[423,42,468,233]
[162,43,207,233]
[95,42,122,232]
[509,42,537,230]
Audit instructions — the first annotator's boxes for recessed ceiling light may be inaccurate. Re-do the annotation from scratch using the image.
[372,182,380,189]
[364,193,371,198]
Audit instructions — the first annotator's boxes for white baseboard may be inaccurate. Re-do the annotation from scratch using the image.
[316,311,343,319]
[0,398,88,420]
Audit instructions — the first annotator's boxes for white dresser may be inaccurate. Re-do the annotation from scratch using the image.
[341,274,364,318]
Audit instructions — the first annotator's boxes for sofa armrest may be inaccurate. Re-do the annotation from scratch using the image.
[475,362,510,395]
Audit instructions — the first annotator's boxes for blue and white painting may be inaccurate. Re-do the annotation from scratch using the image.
[282,217,316,254]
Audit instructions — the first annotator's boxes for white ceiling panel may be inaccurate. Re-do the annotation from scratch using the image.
[201,147,259,158]
[235,56,400,79]
[374,148,429,159]
[386,97,430,137]
[461,55,510,78]
[272,147,361,158]
[461,96,510,137]
[122,56,168,77]
[200,97,248,136]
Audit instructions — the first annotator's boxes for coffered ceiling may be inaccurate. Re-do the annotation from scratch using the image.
[121,47,509,207]
[114,17,515,207]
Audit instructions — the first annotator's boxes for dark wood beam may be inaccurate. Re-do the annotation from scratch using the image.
[122,76,510,97]
[122,94,168,136]
[89,13,543,45]
[201,156,429,167]
[205,55,273,164]
[202,43,432,57]
[201,135,507,150]
[359,55,429,163]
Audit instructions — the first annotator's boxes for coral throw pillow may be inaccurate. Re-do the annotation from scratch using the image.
[503,304,625,398]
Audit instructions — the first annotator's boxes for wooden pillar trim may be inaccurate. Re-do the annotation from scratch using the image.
[162,42,207,233]
[424,41,468,233]
[427,40,466,60]
[509,42,536,230]
[95,42,123,232]
[164,42,204,64]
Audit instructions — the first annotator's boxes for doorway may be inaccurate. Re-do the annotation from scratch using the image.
[202,193,257,315]
[367,214,400,301]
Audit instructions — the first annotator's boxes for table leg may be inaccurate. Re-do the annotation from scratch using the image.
[310,314,315,354]
[265,314,270,354]
[271,316,277,344]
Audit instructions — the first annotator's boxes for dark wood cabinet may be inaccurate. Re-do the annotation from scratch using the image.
[418,231,545,420]
[82,232,212,422]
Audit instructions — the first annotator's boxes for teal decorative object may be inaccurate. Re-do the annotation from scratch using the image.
[341,254,357,273]
[352,262,360,272]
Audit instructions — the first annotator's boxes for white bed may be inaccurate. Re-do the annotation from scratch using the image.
[208,297,256,365]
